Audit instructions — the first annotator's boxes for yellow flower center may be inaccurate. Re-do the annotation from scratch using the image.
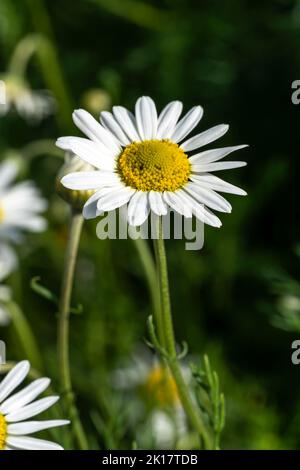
[0,204,4,223]
[117,140,190,192]
[144,365,179,406]
[0,414,7,450]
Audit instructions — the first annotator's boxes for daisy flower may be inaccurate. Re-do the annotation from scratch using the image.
[58,96,247,227]
[0,74,54,123]
[0,243,17,326]
[0,361,69,450]
[0,159,47,244]
[113,349,190,449]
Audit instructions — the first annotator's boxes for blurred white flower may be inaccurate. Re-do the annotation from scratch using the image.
[279,294,300,312]
[0,75,55,123]
[0,159,47,243]
[0,361,69,450]
[150,409,186,449]
[0,159,47,326]
[58,96,247,227]
[0,243,16,326]
[0,285,12,326]
[113,349,191,448]
[0,242,17,282]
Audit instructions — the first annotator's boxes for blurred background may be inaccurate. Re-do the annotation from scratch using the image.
[0,0,300,450]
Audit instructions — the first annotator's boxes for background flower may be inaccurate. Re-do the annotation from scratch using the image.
[113,348,194,449]
[0,74,55,123]
[0,243,16,326]
[0,361,69,450]
[0,159,47,243]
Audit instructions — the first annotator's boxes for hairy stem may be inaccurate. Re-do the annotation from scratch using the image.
[57,210,88,450]
[133,237,165,346]
[153,216,212,449]
[6,301,42,371]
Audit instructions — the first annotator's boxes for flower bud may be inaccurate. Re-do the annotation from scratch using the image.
[56,153,96,210]
[81,88,111,114]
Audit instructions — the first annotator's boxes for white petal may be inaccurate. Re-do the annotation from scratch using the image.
[4,215,47,232]
[163,191,192,218]
[156,101,183,139]
[127,191,150,226]
[2,182,47,213]
[148,191,167,216]
[192,161,247,172]
[180,190,222,227]
[0,378,50,415]
[112,106,141,142]
[8,420,69,435]
[181,124,229,151]
[0,243,17,282]
[56,137,116,169]
[6,436,63,450]
[72,109,120,153]
[184,182,231,213]
[0,160,18,191]
[170,106,203,143]
[190,173,247,196]
[5,396,59,422]
[189,145,248,164]
[100,111,131,146]
[0,305,11,326]
[82,191,103,219]
[135,96,157,140]
[0,361,30,403]
[97,186,135,212]
[61,171,119,190]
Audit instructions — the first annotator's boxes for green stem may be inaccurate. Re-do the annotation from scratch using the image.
[57,210,88,450]
[26,0,74,131]
[8,33,73,132]
[6,300,43,371]
[133,237,165,347]
[89,0,175,31]
[8,36,40,77]
[21,139,65,162]
[0,361,43,381]
[153,216,212,450]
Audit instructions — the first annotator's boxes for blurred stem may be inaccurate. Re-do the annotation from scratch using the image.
[89,0,175,31]
[6,300,43,371]
[153,216,212,450]
[26,0,74,126]
[0,361,42,380]
[133,238,165,346]
[9,34,72,132]
[57,210,88,450]
[8,36,40,77]
[21,139,64,162]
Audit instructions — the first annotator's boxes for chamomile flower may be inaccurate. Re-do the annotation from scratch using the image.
[0,361,69,450]
[0,242,16,283]
[58,96,247,227]
[0,243,16,326]
[0,74,55,123]
[0,159,47,244]
[113,350,190,449]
